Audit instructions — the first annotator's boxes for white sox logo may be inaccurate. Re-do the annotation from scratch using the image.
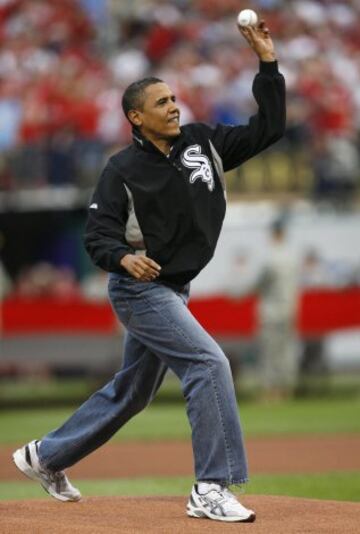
[181,144,215,192]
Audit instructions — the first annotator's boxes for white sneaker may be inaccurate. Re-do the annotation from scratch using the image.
[13,440,81,502]
[187,483,255,522]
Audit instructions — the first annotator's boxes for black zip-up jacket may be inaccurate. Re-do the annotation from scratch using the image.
[84,61,286,288]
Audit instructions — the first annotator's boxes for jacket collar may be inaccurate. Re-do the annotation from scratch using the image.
[132,128,184,158]
[132,129,149,149]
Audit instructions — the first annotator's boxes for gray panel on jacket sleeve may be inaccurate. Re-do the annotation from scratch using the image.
[123,183,146,250]
[209,140,227,200]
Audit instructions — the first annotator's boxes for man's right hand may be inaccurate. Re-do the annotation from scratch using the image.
[120,254,162,282]
[238,20,276,63]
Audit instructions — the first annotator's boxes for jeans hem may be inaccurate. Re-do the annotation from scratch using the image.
[230,478,249,486]
[197,478,249,486]
[37,443,53,471]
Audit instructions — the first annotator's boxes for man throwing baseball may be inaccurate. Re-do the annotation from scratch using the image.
[13,19,285,523]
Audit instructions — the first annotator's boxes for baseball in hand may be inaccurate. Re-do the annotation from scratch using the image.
[237,9,258,27]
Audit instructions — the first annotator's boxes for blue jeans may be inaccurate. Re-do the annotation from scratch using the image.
[39,273,248,484]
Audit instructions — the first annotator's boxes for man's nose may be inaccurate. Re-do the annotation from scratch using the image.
[169,102,179,114]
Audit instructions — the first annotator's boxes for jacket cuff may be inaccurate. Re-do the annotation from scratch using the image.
[259,60,279,74]
[114,248,134,269]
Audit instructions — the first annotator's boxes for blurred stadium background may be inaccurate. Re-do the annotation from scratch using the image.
[0,0,360,505]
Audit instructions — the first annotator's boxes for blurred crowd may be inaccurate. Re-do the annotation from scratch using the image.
[2,245,360,301]
[0,0,360,200]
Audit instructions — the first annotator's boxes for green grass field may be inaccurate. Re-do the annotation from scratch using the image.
[1,397,360,444]
[1,397,359,502]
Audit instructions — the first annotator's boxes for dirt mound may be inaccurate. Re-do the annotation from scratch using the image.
[1,495,359,533]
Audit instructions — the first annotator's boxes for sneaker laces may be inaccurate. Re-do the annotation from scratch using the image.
[202,485,229,507]
[198,484,241,506]
[211,486,247,511]
[221,486,239,503]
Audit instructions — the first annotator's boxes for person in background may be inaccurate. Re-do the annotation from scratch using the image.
[298,248,332,383]
[255,218,300,400]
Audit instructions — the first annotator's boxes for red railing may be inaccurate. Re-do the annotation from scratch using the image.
[2,288,360,337]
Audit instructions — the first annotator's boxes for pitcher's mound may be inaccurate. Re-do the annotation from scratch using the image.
[1,495,359,533]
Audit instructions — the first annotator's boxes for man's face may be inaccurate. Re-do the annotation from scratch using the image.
[130,83,181,141]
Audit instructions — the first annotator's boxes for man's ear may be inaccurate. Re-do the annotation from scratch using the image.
[128,109,142,127]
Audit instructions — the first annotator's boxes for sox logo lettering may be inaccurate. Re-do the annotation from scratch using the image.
[181,145,215,192]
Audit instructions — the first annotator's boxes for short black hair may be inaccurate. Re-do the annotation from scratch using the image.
[122,77,164,124]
